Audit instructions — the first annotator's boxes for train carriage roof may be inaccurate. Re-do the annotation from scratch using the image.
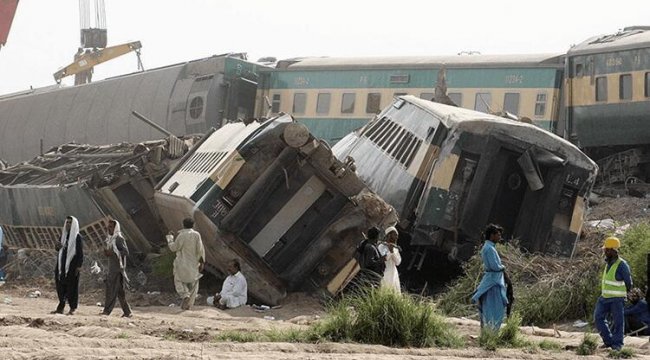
[568,26,650,56]
[274,54,564,70]
[399,95,596,169]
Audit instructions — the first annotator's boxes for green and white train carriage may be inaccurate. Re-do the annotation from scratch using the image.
[257,54,564,145]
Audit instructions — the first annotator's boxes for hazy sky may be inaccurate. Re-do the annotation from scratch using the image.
[0,0,648,94]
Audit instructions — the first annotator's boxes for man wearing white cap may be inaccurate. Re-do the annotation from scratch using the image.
[378,226,402,293]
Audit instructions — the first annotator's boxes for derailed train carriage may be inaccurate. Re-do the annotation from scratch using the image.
[154,115,395,305]
[0,53,263,164]
[333,95,598,264]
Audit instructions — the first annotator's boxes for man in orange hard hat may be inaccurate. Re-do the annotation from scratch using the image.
[594,236,632,351]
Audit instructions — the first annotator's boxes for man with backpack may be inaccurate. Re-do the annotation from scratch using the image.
[355,227,385,288]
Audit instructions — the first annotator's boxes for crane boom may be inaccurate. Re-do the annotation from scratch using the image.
[0,0,19,48]
[53,40,142,82]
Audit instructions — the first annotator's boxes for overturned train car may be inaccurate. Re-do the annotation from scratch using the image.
[154,115,395,305]
[333,95,598,263]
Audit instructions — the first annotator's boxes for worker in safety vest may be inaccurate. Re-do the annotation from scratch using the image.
[594,236,632,351]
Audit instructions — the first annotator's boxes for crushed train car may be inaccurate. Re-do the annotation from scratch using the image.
[333,95,598,264]
[0,136,195,255]
[154,115,395,305]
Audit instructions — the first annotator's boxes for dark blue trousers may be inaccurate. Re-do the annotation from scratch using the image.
[594,296,625,350]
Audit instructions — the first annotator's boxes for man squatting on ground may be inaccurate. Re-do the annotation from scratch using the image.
[214,259,247,309]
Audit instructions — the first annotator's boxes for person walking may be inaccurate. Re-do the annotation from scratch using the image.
[100,220,132,317]
[595,236,632,350]
[52,216,84,315]
[167,217,205,310]
[471,224,508,331]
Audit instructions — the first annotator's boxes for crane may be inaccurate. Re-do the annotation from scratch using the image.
[53,0,143,84]
[53,40,143,83]
[0,0,19,51]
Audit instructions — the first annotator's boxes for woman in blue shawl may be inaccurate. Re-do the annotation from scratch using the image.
[471,224,508,330]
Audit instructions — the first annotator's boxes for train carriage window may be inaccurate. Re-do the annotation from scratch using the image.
[293,93,307,114]
[646,72,650,97]
[316,93,331,114]
[535,93,547,116]
[596,77,608,102]
[503,93,520,115]
[366,93,382,114]
[474,92,491,113]
[575,63,584,78]
[341,93,356,113]
[619,74,632,100]
[390,74,410,84]
[420,92,434,101]
[448,93,463,107]
[271,94,281,113]
[189,96,204,119]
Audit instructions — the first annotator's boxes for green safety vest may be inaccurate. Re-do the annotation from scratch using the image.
[601,258,627,298]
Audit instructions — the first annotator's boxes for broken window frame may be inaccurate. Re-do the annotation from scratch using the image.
[448,92,463,107]
[503,92,520,115]
[474,92,492,113]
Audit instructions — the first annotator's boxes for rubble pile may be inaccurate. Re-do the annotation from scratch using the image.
[0,136,195,187]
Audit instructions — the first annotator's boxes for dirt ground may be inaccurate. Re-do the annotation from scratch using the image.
[1,283,650,360]
[2,197,650,359]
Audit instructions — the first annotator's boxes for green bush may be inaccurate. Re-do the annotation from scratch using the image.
[151,249,175,278]
[437,243,602,326]
[315,286,464,348]
[576,332,598,356]
[478,312,530,350]
[538,339,562,351]
[608,347,635,359]
[619,222,650,291]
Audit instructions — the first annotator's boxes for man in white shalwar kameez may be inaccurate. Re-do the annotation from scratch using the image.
[167,217,205,310]
[214,259,247,309]
[378,226,402,293]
